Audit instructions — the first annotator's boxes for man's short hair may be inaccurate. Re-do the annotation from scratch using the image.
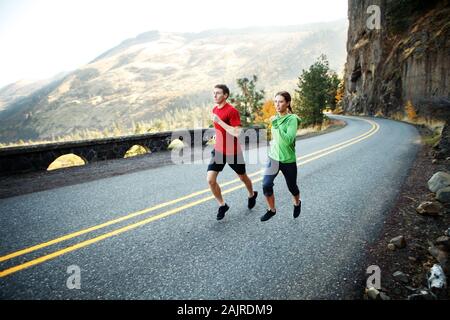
[214,84,230,98]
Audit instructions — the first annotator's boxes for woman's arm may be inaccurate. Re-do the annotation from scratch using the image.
[273,117,298,145]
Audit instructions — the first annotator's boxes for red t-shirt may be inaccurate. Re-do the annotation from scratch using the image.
[213,103,242,155]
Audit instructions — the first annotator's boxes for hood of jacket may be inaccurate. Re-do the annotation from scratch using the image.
[274,113,302,127]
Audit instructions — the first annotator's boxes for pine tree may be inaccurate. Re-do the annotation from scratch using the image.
[230,75,265,127]
[293,55,340,127]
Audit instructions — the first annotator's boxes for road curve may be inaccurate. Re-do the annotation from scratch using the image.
[0,115,420,299]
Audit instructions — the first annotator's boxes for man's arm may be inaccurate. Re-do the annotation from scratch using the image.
[212,114,242,137]
[213,115,242,138]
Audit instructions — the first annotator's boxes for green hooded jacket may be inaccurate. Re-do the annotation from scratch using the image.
[268,113,302,163]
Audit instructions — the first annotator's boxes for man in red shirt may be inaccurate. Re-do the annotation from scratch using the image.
[207,84,258,220]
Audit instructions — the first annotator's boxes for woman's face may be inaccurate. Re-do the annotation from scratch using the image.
[275,95,289,114]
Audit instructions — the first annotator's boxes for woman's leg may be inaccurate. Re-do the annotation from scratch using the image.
[261,171,279,222]
[262,158,279,211]
[280,162,301,205]
[262,174,278,211]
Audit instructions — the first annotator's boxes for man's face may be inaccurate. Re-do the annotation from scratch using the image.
[213,88,227,104]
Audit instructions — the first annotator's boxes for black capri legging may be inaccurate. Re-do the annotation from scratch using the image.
[262,157,300,197]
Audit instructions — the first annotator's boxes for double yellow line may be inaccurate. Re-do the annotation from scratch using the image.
[0,117,380,278]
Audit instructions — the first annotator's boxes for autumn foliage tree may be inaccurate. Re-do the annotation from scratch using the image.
[405,100,418,121]
[335,79,345,107]
[254,99,276,125]
[254,99,277,139]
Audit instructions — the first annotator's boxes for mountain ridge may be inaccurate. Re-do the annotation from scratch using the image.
[0,20,348,143]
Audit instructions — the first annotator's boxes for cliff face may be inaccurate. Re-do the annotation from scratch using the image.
[343,0,450,157]
[344,0,449,116]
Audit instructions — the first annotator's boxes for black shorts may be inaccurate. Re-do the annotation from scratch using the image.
[207,150,246,175]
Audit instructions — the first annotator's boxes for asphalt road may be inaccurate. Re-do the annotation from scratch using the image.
[0,115,420,299]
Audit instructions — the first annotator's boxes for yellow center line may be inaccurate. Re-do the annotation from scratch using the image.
[0,117,379,272]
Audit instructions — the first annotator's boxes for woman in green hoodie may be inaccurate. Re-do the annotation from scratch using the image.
[260,91,302,222]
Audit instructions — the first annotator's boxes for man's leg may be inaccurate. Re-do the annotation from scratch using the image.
[238,173,258,209]
[230,152,254,198]
[207,170,225,206]
[229,153,258,208]
[238,173,255,198]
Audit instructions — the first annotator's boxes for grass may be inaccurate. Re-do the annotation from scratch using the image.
[422,130,443,147]
[297,118,345,136]
[389,113,444,147]
[0,104,214,149]
[47,154,86,171]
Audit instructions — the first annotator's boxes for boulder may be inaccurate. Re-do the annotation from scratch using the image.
[427,264,447,293]
[407,289,437,300]
[435,236,450,251]
[390,235,406,249]
[445,228,450,237]
[393,271,409,284]
[428,172,450,193]
[366,287,380,300]
[436,187,450,203]
[416,201,444,216]
[428,245,449,265]
[387,243,396,251]
[379,292,391,300]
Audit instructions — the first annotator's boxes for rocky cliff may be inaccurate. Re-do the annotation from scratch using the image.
[343,0,449,158]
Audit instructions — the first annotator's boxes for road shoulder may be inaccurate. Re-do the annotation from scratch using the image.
[362,125,450,300]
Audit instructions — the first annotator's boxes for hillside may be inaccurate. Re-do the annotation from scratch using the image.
[0,21,347,143]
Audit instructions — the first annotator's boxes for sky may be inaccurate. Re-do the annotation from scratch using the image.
[0,0,348,88]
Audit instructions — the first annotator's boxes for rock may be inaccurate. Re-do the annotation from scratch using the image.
[393,271,409,284]
[428,245,449,264]
[366,287,380,300]
[405,286,417,292]
[379,292,391,300]
[435,236,450,250]
[445,228,450,237]
[390,235,406,249]
[167,139,185,150]
[428,172,450,193]
[427,264,447,293]
[436,187,450,203]
[416,201,444,216]
[388,243,396,251]
[407,289,437,300]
